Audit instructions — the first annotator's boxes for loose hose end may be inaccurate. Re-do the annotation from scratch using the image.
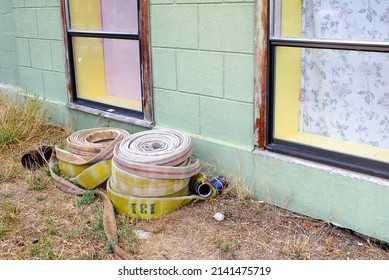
[189,172,213,198]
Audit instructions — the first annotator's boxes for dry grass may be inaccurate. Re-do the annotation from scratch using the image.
[0,91,49,148]
[0,91,388,260]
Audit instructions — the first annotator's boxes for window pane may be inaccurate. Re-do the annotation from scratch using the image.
[274,46,389,161]
[72,37,142,112]
[69,0,138,33]
[273,0,389,43]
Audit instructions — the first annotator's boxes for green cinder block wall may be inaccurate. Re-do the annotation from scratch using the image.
[0,0,388,244]
[0,0,18,85]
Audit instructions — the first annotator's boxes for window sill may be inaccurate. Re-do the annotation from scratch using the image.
[66,102,153,128]
[275,131,389,163]
[253,148,389,186]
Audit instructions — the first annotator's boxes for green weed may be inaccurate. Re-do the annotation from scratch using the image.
[0,202,19,239]
[47,218,56,235]
[27,174,46,191]
[29,236,54,260]
[76,191,96,208]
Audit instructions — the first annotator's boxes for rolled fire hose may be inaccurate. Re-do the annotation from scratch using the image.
[108,129,215,219]
[48,127,132,260]
[56,127,129,189]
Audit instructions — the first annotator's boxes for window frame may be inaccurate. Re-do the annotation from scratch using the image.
[254,0,389,179]
[60,0,153,127]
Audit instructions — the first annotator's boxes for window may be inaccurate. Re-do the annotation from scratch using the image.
[62,0,152,124]
[267,0,389,178]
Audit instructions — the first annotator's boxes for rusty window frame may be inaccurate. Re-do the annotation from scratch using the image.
[60,0,153,126]
[255,0,389,179]
[254,0,269,148]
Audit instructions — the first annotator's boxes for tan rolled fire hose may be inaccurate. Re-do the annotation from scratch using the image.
[47,127,215,259]
[108,129,215,219]
[48,127,132,259]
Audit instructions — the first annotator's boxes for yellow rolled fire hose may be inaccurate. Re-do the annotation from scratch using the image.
[108,129,215,219]
[49,127,132,259]
[55,127,129,189]
[48,127,216,258]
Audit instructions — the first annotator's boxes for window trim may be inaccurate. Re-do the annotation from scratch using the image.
[60,0,153,126]
[254,0,389,179]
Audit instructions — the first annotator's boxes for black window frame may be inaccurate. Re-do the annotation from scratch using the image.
[266,0,389,179]
[61,0,153,125]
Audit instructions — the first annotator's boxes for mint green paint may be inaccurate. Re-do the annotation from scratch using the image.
[199,4,255,53]
[154,89,200,134]
[0,0,13,13]
[150,5,198,49]
[1,2,65,100]
[24,0,46,8]
[177,50,224,97]
[12,0,24,8]
[46,0,60,7]
[13,8,38,38]
[176,0,222,3]
[0,14,14,33]
[0,0,18,84]
[29,39,53,70]
[1,0,389,245]
[151,48,176,90]
[150,0,173,4]
[224,54,255,103]
[16,38,31,67]
[18,66,44,95]
[0,69,18,84]
[0,34,16,51]
[50,41,65,73]
[36,8,62,40]
[43,71,67,103]
[200,97,254,147]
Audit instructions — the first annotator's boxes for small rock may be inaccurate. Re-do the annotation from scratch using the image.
[133,229,150,239]
[213,212,225,221]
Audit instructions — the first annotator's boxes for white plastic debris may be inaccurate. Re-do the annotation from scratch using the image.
[213,212,225,221]
[133,229,150,239]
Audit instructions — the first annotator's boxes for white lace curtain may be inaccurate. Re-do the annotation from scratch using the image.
[299,0,389,148]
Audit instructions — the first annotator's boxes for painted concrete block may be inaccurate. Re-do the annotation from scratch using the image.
[3,51,18,69]
[199,4,254,53]
[43,71,68,103]
[29,39,52,70]
[0,0,13,14]
[13,8,38,38]
[0,14,14,33]
[24,0,46,7]
[177,50,223,97]
[19,66,44,95]
[176,0,222,3]
[154,89,200,134]
[150,0,173,4]
[0,34,16,51]
[225,0,254,2]
[0,51,9,68]
[16,38,31,67]
[200,97,254,147]
[151,48,176,90]
[46,0,60,7]
[0,68,19,85]
[51,40,65,73]
[12,0,24,8]
[36,8,62,40]
[150,5,198,49]
[224,54,254,103]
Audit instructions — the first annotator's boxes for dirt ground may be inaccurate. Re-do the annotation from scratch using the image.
[1,123,388,261]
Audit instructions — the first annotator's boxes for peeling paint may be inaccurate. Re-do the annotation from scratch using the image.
[253,0,268,148]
